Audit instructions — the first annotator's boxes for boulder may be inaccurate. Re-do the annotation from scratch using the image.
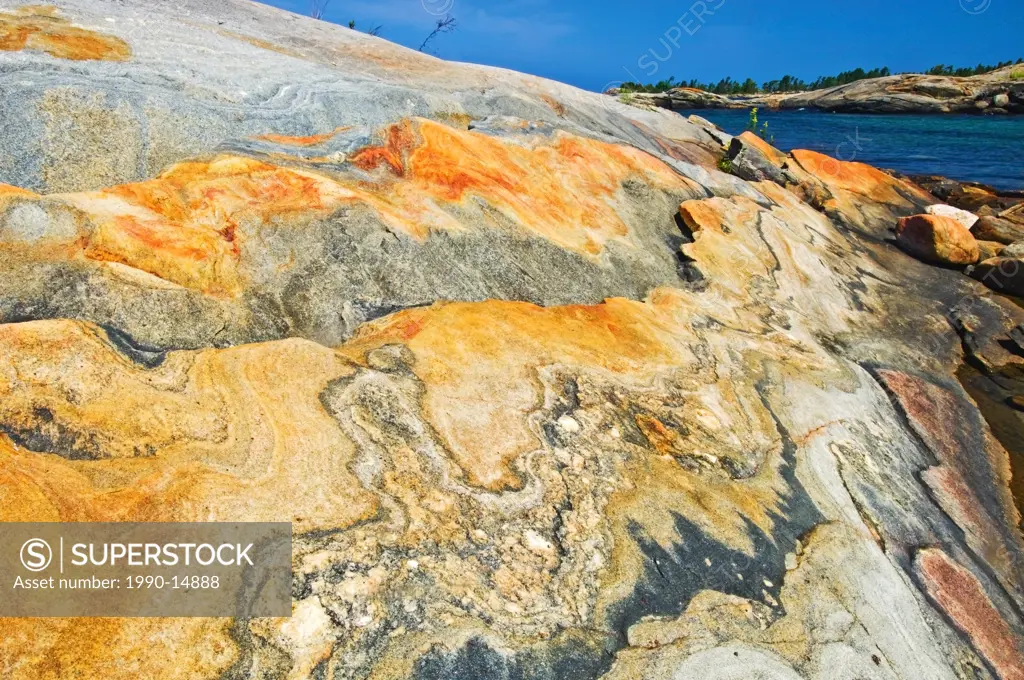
[1002,203,1024,227]
[970,257,1024,297]
[974,215,1024,244]
[788,149,935,240]
[994,93,1010,108]
[903,174,1022,213]
[724,132,793,185]
[925,203,979,230]
[895,214,980,265]
[1002,241,1024,259]
[977,240,1006,261]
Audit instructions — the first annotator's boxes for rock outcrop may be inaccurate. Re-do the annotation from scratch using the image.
[1,1,1023,679]
[971,258,1024,298]
[976,216,1024,245]
[925,204,980,231]
[896,214,980,266]
[904,175,1024,215]
[616,66,1024,114]
[977,240,1006,262]
[722,132,796,186]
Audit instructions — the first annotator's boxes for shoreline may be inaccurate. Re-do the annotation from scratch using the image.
[675,109,1024,192]
[611,66,1024,116]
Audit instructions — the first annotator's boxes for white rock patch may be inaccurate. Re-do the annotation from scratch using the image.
[925,204,978,230]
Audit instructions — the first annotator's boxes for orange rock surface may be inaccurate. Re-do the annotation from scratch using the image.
[2,118,696,295]
[0,320,377,530]
[254,126,353,147]
[895,213,980,265]
[0,5,130,61]
[341,294,690,490]
[348,118,696,254]
[1,2,1023,676]
[790,149,930,205]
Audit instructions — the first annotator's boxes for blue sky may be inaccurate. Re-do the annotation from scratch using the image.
[260,0,1024,92]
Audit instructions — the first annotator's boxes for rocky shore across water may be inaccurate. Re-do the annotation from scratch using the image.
[612,65,1024,114]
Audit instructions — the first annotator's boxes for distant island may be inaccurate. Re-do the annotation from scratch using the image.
[609,61,1023,114]
[615,60,1023,95]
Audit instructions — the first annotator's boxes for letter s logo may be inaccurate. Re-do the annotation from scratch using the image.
[20,538,52,572]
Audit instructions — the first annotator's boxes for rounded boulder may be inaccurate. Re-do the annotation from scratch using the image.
[895,214,980,265]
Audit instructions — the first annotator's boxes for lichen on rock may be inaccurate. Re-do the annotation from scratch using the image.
[0,1,1022,678]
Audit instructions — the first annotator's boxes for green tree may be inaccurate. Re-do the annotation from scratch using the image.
[609,59,1022,96]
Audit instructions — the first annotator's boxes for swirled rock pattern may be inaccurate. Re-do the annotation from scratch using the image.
[1,1,1023,679]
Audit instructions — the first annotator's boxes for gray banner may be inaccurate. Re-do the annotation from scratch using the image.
[0,523,291,617]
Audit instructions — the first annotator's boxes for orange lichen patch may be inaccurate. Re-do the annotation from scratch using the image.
[0,5,131,62]
[0,182,37,199]
[679,199,726,234]
[634,414,684,455]
[255,126,352,147]
[11,117,693,291]
[342,294,692,491]
[350,119,417,177]
[6,148,407,291]
[0,182,38,211]
[83,210,234,293]
[0,319,377,531]
[0,616,236,679]
[790,149,929,206]
[782,148,937,238]
[350,118,693,256]
[52,156,362,294]
[915,549,1024,680]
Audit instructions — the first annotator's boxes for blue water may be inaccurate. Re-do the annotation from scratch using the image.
[677,110,1024,191]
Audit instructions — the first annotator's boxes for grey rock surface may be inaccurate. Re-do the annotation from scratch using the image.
[1,2,1023,680]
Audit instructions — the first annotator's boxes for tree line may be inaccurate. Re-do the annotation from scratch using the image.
[927,59,1022,77]
[618,59,1024,95]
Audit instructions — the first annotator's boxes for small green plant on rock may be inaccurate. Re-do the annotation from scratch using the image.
[619,92,636,105]
[1011,69,1024,81]
[717,156,733,173]
[747,107,775,144]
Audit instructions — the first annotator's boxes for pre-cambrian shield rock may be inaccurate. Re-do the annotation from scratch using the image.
[0,1,1023,679]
